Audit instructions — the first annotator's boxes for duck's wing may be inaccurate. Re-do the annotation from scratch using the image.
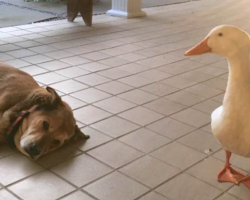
[211,106,223,121]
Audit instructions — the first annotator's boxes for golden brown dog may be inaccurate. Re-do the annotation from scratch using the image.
[0,61,89,160]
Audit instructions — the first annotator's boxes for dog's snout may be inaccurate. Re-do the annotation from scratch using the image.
[25,143,41,158]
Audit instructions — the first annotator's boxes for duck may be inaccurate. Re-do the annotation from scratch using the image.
[185,25,250,188]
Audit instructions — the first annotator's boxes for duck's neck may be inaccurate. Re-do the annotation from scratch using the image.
[225,51,250,104]
[227,51,250,83]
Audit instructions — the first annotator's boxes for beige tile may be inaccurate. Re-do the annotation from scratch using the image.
[7,49,37,58]
[186,157,232,191]
[75,74,111,86]
[100,40,126,48]
[94,97,136,114]
[74,105,112,125]
[118,63,150,74]
[0,154,43,186]
[117,44,144,52]
[178,130,221,154]
[138,69,172,81]
[228,185,250,200]
[34,72,68,85]
[71,88,111,103]
[161,76,197,89]
[185,83,223,98]
[91,116,139,138]
[84,172,149,200]
[60,191,94,200]
[56,67,90,78]
[44,50,74,59]
[9,171,75,200]
[20,66,48,76]
[146,117,195,140]
[37,60,71,71]
[88,141,143,168]
[139,192,169,200]
[81,52,111,61]
[120,156,180,188]
[192,99,221,114]
[65,46,94,55]
[157,60,204,75]
[165,90,205,106]
[5,59,31,68]
[215,194,238,200]
[99,57,130,67]
[0,44,21,52]
[100,48,127,56]
[171,108,211,128]
[51,154,112,187]
[16,41,42,48]
[189,53,223,64]
[84,43,110,51]
[61,56,91,66]
[62,95,87,110]
[219,73,228,80]
[141,83,179,96]
[194,65,227,76]
[22,55,53,64]
[28,45,57,53]
[119,128,171,153]
[76,127,112,151]
[119,75,154,87]
[144,98,186,116]
[156,173,221,200]
[98,68,132,79]
[204,77,227,91]
[78,62,111,72]
[50,80,88,94]
[179,71,214,83]
[212,93,225,103]
[136,58,170,68]
[118,53,146,62]
[151,142,205,170]
[0,190,19,200]
[0,53,14,61]
[96,81,133,95]
[119,106,164,126]
[36,145,82,169]
[210,59,228,69]
[118,89,158,105]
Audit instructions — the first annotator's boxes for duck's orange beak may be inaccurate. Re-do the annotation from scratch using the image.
[185,37,211,56]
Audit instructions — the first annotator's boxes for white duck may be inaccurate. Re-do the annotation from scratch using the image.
[185,25,250,188]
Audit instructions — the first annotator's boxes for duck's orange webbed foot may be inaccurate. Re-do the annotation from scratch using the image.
[218,165,245,184]
[217,150,245,184]
[239,175,250,189]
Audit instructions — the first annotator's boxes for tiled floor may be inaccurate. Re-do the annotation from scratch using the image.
[1,0,250,199]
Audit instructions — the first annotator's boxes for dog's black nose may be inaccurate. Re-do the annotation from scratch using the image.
[25,143,41,157]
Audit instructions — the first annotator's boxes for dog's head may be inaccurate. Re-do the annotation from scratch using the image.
[13,87,88,160]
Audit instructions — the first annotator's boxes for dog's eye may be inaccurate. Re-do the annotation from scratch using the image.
[42,121,50,131]
[52,140,61,145]
[218,33,223,37]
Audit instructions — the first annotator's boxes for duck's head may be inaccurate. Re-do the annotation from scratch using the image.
[185,25,250,58]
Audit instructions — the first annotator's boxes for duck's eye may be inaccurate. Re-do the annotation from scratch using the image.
[42,121,50,131]
[52,140,61,145]
[218,33,223,37]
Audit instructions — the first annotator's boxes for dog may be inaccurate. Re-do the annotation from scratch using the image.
[0,61,89,160]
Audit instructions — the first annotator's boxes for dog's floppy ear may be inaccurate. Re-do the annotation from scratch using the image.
[74,125,90,140]
[46,87,62,106]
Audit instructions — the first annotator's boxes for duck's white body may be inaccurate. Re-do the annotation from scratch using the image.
[212,52,250,157]
[186,25,250,187]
